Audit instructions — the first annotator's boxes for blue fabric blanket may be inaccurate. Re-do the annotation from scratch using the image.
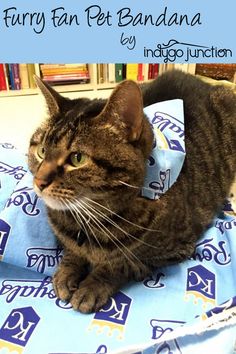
[0,101,236,354]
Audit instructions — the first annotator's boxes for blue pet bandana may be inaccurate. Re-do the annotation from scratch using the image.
[142,99,185,199]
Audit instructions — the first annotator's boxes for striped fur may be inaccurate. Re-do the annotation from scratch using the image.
[28,71,236,313]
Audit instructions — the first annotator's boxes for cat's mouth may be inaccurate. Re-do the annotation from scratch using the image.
[33,183,71,211]
[42,195,68,210]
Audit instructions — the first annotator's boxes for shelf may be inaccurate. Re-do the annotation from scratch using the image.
[97,83,116,90]
[0,82,118,98]
[0,88,38,97]
[0,63,164,98]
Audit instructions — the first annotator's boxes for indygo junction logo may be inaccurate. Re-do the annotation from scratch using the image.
[144,39,233,62]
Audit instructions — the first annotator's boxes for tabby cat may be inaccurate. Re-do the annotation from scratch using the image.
[28,70,236,313]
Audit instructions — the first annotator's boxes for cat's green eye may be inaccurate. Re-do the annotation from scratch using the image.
[69,152,86,167]
[37,145,46,159]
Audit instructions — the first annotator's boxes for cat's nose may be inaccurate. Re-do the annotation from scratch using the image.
[34,161,57,192]
[34,177,51,191]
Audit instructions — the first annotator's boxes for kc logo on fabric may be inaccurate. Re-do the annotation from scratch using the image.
[88,291,132,339]
[0,306,40,353]
[185,265,216,308]
[0,219,11,261]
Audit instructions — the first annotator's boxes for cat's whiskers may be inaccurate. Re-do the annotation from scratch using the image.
[118,180,158,194]
[62,198,94,254]
[73,201,145,264]
[83,196,160,233]
[79,198,160,250]
[72,198,144,268]
[67,199,114,271]
[76,210,114,272]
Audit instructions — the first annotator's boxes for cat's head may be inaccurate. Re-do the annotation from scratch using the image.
[28,77,153,212]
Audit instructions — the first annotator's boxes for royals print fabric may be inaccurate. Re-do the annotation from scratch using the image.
[0,101,236,354]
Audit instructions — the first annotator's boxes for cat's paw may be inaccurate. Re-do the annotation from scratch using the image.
[53,267,81,302]
[70,278,112,313]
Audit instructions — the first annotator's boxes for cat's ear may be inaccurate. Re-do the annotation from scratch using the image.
[34,75,64,116]
[102,80,143,142]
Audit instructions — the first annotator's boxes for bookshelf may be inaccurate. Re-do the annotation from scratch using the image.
[0,64,118,98]
[0,63,204,98]
[1,63,236,98]
[0,63,195,97]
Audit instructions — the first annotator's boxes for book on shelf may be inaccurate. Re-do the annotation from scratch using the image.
[97,64,103,84]
[0,64,7,91]
[27,64,37,88]
[126,63,139,80]
[148,64,154,80]
[143,64,149,81]
[108,63,115,83]
[19,64,30,89]
[122,64,127,81]
[42,74,90,85]
[8,64,17,90]
[147,64,159,80]
[40,64,90,85]
[11,64,21,90]
[5,65,11,90]
[3,64,20,90]
[103,64,108,83]
[153,64,159,78]
[40,63,87,74]
[115,63,123,82]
